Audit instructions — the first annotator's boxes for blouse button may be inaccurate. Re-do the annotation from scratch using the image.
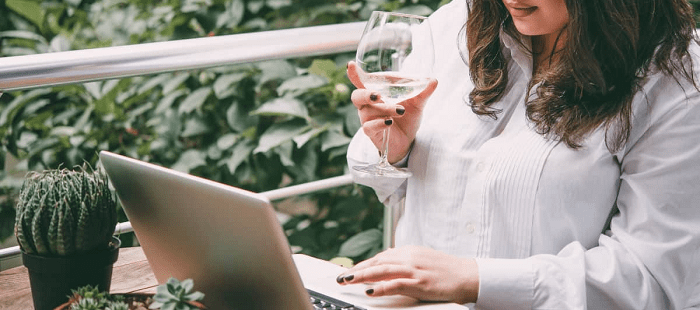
[465,223,476,234]
[476,162,486,172]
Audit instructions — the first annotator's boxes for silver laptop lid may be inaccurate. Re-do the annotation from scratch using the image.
[99,151,312,310]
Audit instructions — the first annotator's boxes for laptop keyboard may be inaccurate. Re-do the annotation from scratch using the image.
[307,289,367,310]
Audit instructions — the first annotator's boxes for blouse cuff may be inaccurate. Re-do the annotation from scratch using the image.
[391,151,410,168]
[474,258,534,310]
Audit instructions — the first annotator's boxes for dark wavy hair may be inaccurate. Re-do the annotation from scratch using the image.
[466,0,698,151]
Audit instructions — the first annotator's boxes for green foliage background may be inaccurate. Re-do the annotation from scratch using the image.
[0,0,449,262]
[2,0,698,262]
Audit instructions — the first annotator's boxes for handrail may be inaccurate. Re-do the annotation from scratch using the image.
[0,174,355,259]
[0,22,365,91]
[0,22,400,263]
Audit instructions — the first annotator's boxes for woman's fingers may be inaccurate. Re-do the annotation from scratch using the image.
[366,279,426,299]
[352,89,405,122]
[361,118,393,149]
[341,264,416,284]
[351,88,380,110]
[335,246,480,304]
[346,61,365,89]
[401,78,438,113]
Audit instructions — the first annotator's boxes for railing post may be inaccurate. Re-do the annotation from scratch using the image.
[382,196,404,250]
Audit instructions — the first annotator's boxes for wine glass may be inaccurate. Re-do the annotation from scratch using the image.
[353,11,434,178]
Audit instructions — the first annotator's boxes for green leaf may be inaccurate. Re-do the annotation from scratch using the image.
[321,130,351,152]
[138,74,172,95]
[338,229,382,257]
[293,123,330,148]
[49,35,70,52]
[180,278,194,292]
[247,0,264,13]
[216,133,238,150]
[127,102,154,120]
[341,104,361,136]
[49,126,77,137]
[181,117,211,137]
[266,0,292,9]
[155,89,187,114]
[172,149,207,173]
[213,72,247,99]
[276,141,294,167]
[6,0,44,29]
[254,120,310,154]
[162,74,190,94]
[0,89,51,127]
[226,102,253,132]
[178,87,211,115]
[216,0,245,29]
[308,59,337,81]
[0,30,47,44]
[277,75,328,96]
[257,60,296,86]
[327,145,348,161]
[16,132,38,149]
[223,140,255,174]
[184,291,205,301]
[83,82,103,99]
[160,303,176,310]
[250,97,309,119]
[65,0,82,7]
[289,142,318,181]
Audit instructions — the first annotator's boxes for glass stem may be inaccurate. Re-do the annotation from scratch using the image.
[379,127,391,168]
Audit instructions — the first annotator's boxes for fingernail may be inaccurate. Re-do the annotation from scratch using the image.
[384,119,393,126]
[370,93,379,101]
[396,106,405,115]
[336,275,345,284]
[343,274,354,282]
[366,288,374,295]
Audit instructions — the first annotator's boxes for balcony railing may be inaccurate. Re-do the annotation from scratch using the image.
[0,22,401,260]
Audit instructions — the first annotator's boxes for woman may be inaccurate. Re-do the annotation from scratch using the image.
[337,0,700,309]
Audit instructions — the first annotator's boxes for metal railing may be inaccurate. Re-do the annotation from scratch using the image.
[0,22,365,91]
[0,22,400,260]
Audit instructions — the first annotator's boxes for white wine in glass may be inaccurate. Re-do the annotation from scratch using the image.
[353,11,434,178]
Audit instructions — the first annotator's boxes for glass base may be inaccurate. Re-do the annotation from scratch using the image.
[352,164,412,179]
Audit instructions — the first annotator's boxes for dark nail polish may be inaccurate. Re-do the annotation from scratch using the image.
[336,275,345,284]
[396,106,405,115]
[346,62,350,69]
[344,274,354,282]
[370,93,378,101]
[384,119,393,126]
[366,288,374,295]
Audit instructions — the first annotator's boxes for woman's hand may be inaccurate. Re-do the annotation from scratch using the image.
[347,61,438,163]
[336,245,479,304]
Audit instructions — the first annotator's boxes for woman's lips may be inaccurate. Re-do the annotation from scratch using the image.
[509,6,538,17]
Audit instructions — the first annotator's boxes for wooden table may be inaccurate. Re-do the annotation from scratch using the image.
[0,248,156,310]
[0,248,467,310]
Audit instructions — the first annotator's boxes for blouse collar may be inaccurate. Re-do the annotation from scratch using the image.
[500,27,534,78]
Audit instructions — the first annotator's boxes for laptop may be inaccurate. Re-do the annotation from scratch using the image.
[99,151,466,310]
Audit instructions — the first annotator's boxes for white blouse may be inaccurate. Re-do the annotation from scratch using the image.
[346,1,700,309]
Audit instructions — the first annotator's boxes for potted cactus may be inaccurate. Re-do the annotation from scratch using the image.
[14,166,119,310]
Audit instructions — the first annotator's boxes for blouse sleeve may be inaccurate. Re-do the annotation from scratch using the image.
[475,72,700,309]
[347,129,408,204]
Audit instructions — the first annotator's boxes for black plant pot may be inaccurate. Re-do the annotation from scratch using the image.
[22,236,121,310]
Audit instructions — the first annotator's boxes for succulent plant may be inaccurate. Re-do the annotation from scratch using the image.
[105,302,130,310]
[14,167,117,256]
[149,278,205,310]
[66,280,204,310]
[67,285,129,310]
[70,298,103,310]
